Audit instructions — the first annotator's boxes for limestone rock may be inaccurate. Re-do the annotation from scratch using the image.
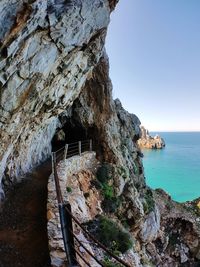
[0,1,199,266]
[139,206,160,243]
[0,0,111,197]
[138,126,165,149]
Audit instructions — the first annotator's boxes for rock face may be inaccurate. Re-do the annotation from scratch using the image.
[138,126,165,149]
[0,1,199,267]
[0,0,111,195]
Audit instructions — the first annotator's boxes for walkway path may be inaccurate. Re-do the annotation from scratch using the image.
[0,160,51,267]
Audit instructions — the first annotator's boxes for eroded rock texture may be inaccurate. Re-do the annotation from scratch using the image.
[0,1,200,266]
[0,0,110,195]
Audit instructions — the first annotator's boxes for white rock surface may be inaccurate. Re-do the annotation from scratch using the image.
[139,206,160,243]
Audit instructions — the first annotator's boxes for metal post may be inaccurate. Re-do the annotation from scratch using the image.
[52,152,63,204]
[52,150,78,266]
[51,152,55,175]
[64,144,68,160]
[59,203,78,267]
[89,139,92,151]
[78,141,81,156]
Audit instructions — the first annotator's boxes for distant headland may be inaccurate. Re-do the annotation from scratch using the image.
[138,126,165,149]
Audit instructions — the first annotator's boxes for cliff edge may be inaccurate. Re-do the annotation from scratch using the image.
[0,1,199,266]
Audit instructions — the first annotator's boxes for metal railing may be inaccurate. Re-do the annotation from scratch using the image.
[51,140,132,267]
[53,140,92,163]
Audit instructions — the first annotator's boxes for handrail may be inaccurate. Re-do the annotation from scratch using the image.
[74,247,91,267]
[53,146,65,154]
[52,152,63,204]
[53,140,91,153]
[65,205,131,267]
[53,139,92,160]
[69,228,104,266]
[51,139,132,267]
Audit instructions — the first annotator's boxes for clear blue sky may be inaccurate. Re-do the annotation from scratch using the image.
[106,0,200,131]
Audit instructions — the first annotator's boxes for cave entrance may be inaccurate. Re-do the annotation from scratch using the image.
[51,120,91,152]
[63,121,88,144]
[51,117,102,159]
[51,118,105,161]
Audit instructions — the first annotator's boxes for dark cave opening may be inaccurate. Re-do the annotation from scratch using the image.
[51,119,99,155]
[63,121,88,144]
[51,120,87,152]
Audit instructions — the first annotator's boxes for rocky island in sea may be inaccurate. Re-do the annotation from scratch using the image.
[138,126,165,149]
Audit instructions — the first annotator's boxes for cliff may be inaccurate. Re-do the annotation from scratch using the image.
[0,1,199,267]
[0,0,117,197]
[138,126,165,149]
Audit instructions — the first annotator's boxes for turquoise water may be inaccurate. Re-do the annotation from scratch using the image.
[142,132,200,202]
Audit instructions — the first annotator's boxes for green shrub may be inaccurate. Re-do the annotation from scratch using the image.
[102,183,114,199]
[117,215,129,229]
[86,216,133,254]
[66,186,72,193]
[96,163,113,183]
[95,163,122,213]
[102,196,121,213]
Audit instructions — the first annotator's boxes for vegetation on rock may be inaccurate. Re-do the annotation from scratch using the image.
[96,164,121,213]
[84,216,133,254]
[66,186,72,193]
[143,189,155,214]
[96,163,113,183]
[102,257,123,267]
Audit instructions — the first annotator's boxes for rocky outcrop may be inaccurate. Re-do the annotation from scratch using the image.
[0,0,111,197]
[0,1,199,267]
[139,206,160,243]
[153,190,200,266]
[138,126,165,149]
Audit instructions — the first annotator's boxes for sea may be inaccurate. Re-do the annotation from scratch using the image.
[142,132,200,203]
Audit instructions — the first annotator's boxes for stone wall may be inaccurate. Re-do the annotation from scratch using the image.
[47,152,99,267]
